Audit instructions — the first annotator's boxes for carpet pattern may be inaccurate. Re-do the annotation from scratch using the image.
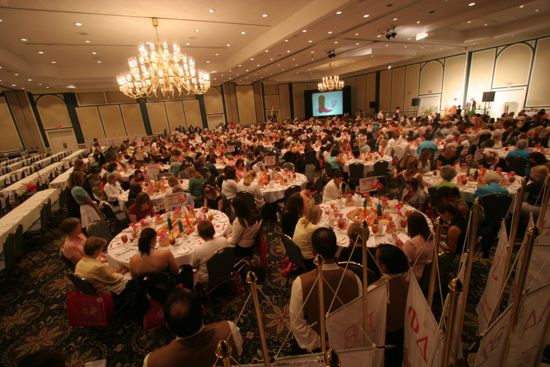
[0,220,499,366]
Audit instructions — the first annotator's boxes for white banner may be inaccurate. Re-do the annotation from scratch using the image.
[474,306,512,367]
[326,282,388,367]
[524,245,550,291]
[505,283,550,367]
[402,272,443,367]
[477,221,509,333]
[336,347,379,367]
[451,253,468,361]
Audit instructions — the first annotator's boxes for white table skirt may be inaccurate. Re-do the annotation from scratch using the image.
[1,161,68,196]
[62,149,88,163]
[259,173,308,204]
[107,209,231,268]
[49,158,90,191]
[117,179,190,211]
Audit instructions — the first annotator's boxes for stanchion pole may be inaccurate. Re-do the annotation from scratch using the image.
[215,340,233,367]
[246,271,271,367]
[442,278,463,367]
[314,254,327,355]
[500,225,538,366]
[361,220,369,346]
[536,176,550,230]
[428,217,442,308]
[508,177,526,248]
[324,348,338,367]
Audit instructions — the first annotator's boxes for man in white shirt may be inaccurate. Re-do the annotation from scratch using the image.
[193,221,230,285]
[289,227,362,352]
[322,170,344,203]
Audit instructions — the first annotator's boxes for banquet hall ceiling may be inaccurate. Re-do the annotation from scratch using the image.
[0,0,548,93]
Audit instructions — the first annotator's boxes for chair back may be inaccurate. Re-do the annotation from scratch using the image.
[236,191,256,211]
[337,261,378,284]
[283,185,302,204]
[479,193,513,226]
[373,160,389,176]
[349,163,365,179]
[86,220,114,242]
[281,234,307,272]
[505,156,527,176]
[3,233,18,270]
[206,247,235,290]
[304,163,317,183]
[66,273,99,295]
[164,192,187,211]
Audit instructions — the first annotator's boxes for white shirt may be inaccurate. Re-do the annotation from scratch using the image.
[322,179,342,203]
[289,263,363,351]
[237,182,265,209]
[229,219,259,248]
[221,179,238,200]
[103,181,124,201]
[192,237,230,284]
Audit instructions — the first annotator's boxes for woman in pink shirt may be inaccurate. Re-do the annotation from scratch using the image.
[60,217,86,264]
[395,212,434,280]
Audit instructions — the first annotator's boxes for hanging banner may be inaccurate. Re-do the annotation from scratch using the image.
[474,306,512,367]
[403,272,443,367]
[524,245,550,291]
[326,281,388,367]
[505,283,550,367]
[336,347,379,367]
[477,221,509,333]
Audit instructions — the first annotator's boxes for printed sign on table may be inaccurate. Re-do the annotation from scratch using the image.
[359,177,379,193]
[264,156,276,166]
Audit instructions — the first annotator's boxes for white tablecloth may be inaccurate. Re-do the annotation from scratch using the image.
[62,149,88,163]
[107,209,231,268]
[0,153,40,169]
[0,189,59,260]
[118,179,189,210]
[319,199,423,248]
[0,152,67,188]
[258,173,308,204]
[1,161,68,196]
[49,158,90,191]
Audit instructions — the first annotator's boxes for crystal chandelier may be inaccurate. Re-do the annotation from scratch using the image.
[116,18,210,99]
[318,75,344,92]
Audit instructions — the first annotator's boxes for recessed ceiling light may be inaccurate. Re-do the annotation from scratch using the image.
[363,14,370,18]
[85,40,91,43]
[91,51,97,55]
[67,84,77,89]
[393,17,398,21]
[284,39,289,42]
[27,78,32,81]
[11,84,16,87]
[292,58,295,61]
[310,50,315,53]
[327,31,333,35]
[215,53,219,56]
[354,33,359,36]
[387,65,392,69]
[467,20,472,24]
[97,60,102,63]
[334,41,338,44]
[269,57,273,60]
[13,73,19,76]
[385,44,389,47]
[241,31,246,35]
[185,42,191,46]
[336,11,342,15]
[468,2,476,6]
[483,23,488,27]
[195,28,200,32]
[519,4,524,8]
[226,43,231,47]
[256,64,260,67]
[308,40,313,43]
[38,83,42,86]
[302,29,307,33]
[355,42,360,45]
[416,20,421,24]
[45,86,50,89]
[250,57,254,60]
[262,13,268,18]
[404,45,408,48]
[209,8,215,13]
[74,22,83,27]
[377,34,381,38]
[50,61,56,64]
[286,50,291,53]
[245,69,249,72]
[21,38,28,42]
[535,8,539,12]
[206,60,211,64]
[265,49,269,52]
[38,51,44,54]
[0,19,3,22]
[238,64,242,67]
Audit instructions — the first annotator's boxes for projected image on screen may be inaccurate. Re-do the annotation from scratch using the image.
[312,91,343,116]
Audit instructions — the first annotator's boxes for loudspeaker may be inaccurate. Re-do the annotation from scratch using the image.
[482,91,495,102]
[369,101,377,108]
[411,98,420,107]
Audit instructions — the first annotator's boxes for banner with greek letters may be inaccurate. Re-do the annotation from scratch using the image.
[474,306,512,367]
[524,245,550,292]
[402,272,443,367]
[326,281,388,367]
[505,283,550,367]
[476,221,509,333]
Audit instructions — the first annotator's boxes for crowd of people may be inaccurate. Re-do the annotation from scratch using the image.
[34,107,549,366]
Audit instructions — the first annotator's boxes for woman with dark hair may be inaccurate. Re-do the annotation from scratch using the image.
[127,183,142,208]
[395,212,434,280]
[373,244,410,367]
[235,158,246,179]
[281,192,305,237]
[221,166,239,200]
[128,192,154,223]
[228,196,259,257]
[129,228,179,278]
[401,178,427,210]
[70,171,104,229]
[60,217,87,264]
[437,203,466,254]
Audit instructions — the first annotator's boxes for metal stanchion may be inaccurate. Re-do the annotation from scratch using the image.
[500,225,538,366]
[314,254,327,355]
[361,220,369,346]
[508,177,526,248]
[246,271,271,367]
[428,217,442,308]
[215,340,233,367]
[536,176,550,231]
[442,277,463,367]
[324,348,338,367]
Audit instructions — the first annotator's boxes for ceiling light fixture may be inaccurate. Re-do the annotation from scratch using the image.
[195,29,200,32]
[226,43,231,47]
[85,40,91,43]
[97,60,102,63]
[21,38,28,42]
[74,22,83,27]
[416,20,421,24]
[336,11,342,15]
[27,78,32,81]
[355,33,359,36]
[284,39,289,42]
[262,13,268,18]
[302,29,307,33]
[308,40,313,43]
[209,8,215,13]
[363,14,370,18]
[91,51,97,55]
[416,32,428,41]
[467,20,472,23]
[241,31,246,35]
[393,17,398,21]
[468,2,476,6]
[38,51,44,54]
[116,17,210,99]
[318,63,343,92]
[50,61,56,64]
[519,4,524,8]
[67,84,77,89]
[328,31,333,34]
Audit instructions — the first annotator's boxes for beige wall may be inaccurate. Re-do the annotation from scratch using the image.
[7,91,45,152]
[236,85,256,125]
[0,96,23,152]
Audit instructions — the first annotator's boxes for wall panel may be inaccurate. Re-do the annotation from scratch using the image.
[204,88,224,115]
[390,67,406,111]
[263,84,278,95]
[365,73,376,113]
[76,106,104,142]
[36,95,72,129]
[379,70,391,112]
[292,83,307,119]
[120,104,146,136]
[183,99,202,128]
[0,97,23,152]
[98,105,126,137]
[344,77,357,113]
[236,85,256,124]
[165,101,187,128]
[419,61,443,95]
[356,76,366,113]
[404,64,420,111]
[147,102,170,133]
[441,54,466,111]
[527,37,550,107]
[494,43,532,88]
[278,83,291,120]
[76,92,106,106]
[467,49,496,103]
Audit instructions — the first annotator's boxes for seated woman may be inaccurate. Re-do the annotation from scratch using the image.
[228,196,260,257]
[127,183,142,208]
[103,173,124,203]
[395,212,434,280]
[522,165,549,217]
[203,184,224,211]
[281,192,305,237]
[235,158,247,179]
[435,143,458,169]
[292,205,322,270]
[237,171,265,210]
[69,171,104,229]
[128,192,154,223]
[221,166,239,200]
[473,171,509,199]
[193,220,230,285]
[168,176,185,193]
[300,182,317,209]
[59,217,86,265]
[401,178,427,211]
[437,203,466,255]
[434,165,458,189]
[339,221,369,265]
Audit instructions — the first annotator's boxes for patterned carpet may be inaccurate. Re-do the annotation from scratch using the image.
[0,218,505,367]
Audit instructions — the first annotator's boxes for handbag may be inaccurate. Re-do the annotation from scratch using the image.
[66,291,113,328]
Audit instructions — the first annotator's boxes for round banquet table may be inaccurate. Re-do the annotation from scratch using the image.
[256,172,308,204]
[342,153,393,176]
[318,198,430,249]
[107,208,231,269]
[117,178,189,210]
[422,170,522,202]
[117,164,171,181]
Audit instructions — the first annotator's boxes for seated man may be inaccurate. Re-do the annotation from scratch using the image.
[322,170,344,203]
[144,289,243,367]
[473,171,509,199]
[289,227,362,352]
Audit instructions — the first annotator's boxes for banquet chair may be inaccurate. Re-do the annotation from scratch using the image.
[349,162,365,188]
[3,232,21,272]
[505,156,527,176]
[281,234,307,285]
[86,220,114,243]
[282,162,295,172]
[304,163,317,183]
[337,261,378,284]
[66,273,98,295]
[197,247,239,312]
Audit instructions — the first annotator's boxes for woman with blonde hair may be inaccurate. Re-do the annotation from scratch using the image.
[292,204,322,270]
[237,171,265,210]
